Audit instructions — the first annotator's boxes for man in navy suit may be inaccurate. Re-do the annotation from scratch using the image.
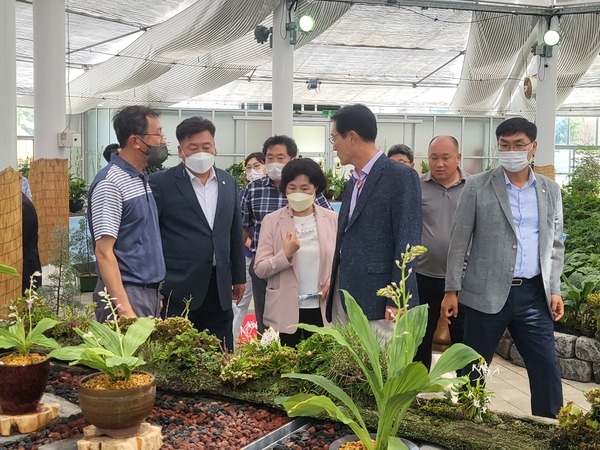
[326,104,422,338]
[150,117,245,351]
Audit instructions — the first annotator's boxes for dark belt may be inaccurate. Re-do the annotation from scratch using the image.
[122,281,164,290]
[511,274,541,287]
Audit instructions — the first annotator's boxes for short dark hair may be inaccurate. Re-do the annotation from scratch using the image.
[387,144,414,163]
[331,104,377,142]
[496,118,537,142]
[428,135,460,150]
[244,152,265,166]
[103,143,120,163]
[279,158,327,195]
[113,105,160,148]
[176,116,216,142]
[262,135,298,158]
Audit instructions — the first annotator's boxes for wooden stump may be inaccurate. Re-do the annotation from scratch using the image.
[77,423,163,450]
[0,403,60,435]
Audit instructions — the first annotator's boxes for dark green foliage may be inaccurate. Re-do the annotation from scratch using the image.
[562,154,600,256]
[225,161,246,189]
[551,388,600,450]
[560,253,600,330]
[68,174,88,204]
[325,169,348,200]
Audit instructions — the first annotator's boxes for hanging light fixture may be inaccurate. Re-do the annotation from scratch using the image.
[298,15,315,33]
[543,16,560,46]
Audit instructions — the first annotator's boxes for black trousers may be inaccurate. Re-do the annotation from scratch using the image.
[279,307,323,348]
[249,255,267,334]
[461,275,562,418]
[413,273,464,370]
[187,269,234,352]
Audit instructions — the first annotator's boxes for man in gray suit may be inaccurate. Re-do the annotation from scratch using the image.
[442,117,564,418]
[150,117,245,351]
[326,104,422,337]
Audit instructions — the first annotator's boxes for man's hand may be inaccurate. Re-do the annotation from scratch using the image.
[117,304,138,318]
[441,291,459,325]
[551,294,564,321]
[232,283,245,304]
[385,306,398,322]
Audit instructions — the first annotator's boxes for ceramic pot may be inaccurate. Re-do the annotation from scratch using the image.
[77,371,156,438]
[0,354,50,415]
[329,433,419,450]
[69,199,84,213]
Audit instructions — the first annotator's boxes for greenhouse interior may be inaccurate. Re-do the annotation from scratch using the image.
[1,0,600,449]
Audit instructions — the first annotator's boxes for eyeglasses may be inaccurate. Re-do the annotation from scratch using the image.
[497,142,533,151]
[329,133,341,144]
[141,132,165,139]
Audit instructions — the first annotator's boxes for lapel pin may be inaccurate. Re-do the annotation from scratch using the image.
[221,180,225,185]
[542,189,546,193]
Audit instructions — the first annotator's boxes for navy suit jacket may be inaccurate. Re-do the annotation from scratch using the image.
[327,154,422,321]
[149,164,245,316]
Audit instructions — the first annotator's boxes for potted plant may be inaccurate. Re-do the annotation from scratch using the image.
[49,289,156,438]
[276,245,481,450]
[70,218,97,292]
[0,274,60,415]
[69,174,88,214]
[325,169,348,201]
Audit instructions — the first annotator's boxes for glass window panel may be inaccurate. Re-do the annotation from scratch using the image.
[17,107,34,136]
[555,117,568,145]
[568,117,596,146]
[554,148,572,174]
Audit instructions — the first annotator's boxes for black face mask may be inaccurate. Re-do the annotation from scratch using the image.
[138,138,169,167]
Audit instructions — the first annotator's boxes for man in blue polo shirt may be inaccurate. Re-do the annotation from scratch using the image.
[88,105,168,321]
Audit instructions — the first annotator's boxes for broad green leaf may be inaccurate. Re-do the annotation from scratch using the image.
[87,321,122,355]
[279,394,374,450]
[30,334,59,350]
[122,318,155,356]
[343,292,384,389]
[282,373,366,430]
[388,306,427,375]
[387,436,409,450]
[106,355,144,368]
[0,264,18,276]
[28,318,59,341]
[0,332,21,350]
[429,343,481,380]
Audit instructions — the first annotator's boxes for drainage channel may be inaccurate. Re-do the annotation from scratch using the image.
[241,417,311,450]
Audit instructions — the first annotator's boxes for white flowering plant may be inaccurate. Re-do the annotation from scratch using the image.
[448,362,497,422]
[0,274,60,357]
[277,245,482,450]
[49,288,155,382]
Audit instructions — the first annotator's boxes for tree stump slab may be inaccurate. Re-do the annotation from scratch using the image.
[77,423,162,450]
[0,403,60,435]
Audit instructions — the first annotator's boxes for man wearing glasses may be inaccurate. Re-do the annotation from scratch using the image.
[88,105,168,321]
[442,117,564,418]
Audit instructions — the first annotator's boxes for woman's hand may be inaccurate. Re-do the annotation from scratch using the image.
[283,232,300,261]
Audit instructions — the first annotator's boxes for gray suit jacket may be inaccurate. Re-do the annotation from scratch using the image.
[445,166,564,315]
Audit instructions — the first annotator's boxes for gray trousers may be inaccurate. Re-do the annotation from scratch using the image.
[94,279,161,322]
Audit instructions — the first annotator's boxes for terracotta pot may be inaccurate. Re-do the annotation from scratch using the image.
[0,354,50,415]
[77,371,156,438]
[329,433,419,450]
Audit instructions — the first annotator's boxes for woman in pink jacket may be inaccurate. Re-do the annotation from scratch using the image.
[254,158,337,347]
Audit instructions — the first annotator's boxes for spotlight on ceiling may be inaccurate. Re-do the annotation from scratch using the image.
[298,15,315,33]
[254,25,272,45]
[543,16,560,46]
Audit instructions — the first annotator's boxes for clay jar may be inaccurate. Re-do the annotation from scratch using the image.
[0,354,51,415]
[77,371,156,438]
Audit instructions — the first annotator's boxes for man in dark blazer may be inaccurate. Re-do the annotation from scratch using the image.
[326,104,422,339]
[150,117,245,351]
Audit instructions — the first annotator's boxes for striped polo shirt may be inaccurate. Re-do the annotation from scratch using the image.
[87,155,165,284]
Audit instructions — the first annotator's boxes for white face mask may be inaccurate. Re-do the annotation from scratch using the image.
[499,150,531,173]
[266,163,285,181]
[184,152,214,174]
[246,168,264,182]
[287,192,315,212]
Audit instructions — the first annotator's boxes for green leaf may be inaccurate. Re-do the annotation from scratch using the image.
[30,334,60,350]
[0,264,18,276]
[122,318,155,356]
[281,373,367,430]
[28,318,59,342]
[388,306,428,375]
[429,343,481,381]
[278,394,374,450]
[0,332,22,350]
[387,436,409,450]
[87,321,122,355]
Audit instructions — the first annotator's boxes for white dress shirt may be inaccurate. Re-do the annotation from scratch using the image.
[186,166,218,229]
